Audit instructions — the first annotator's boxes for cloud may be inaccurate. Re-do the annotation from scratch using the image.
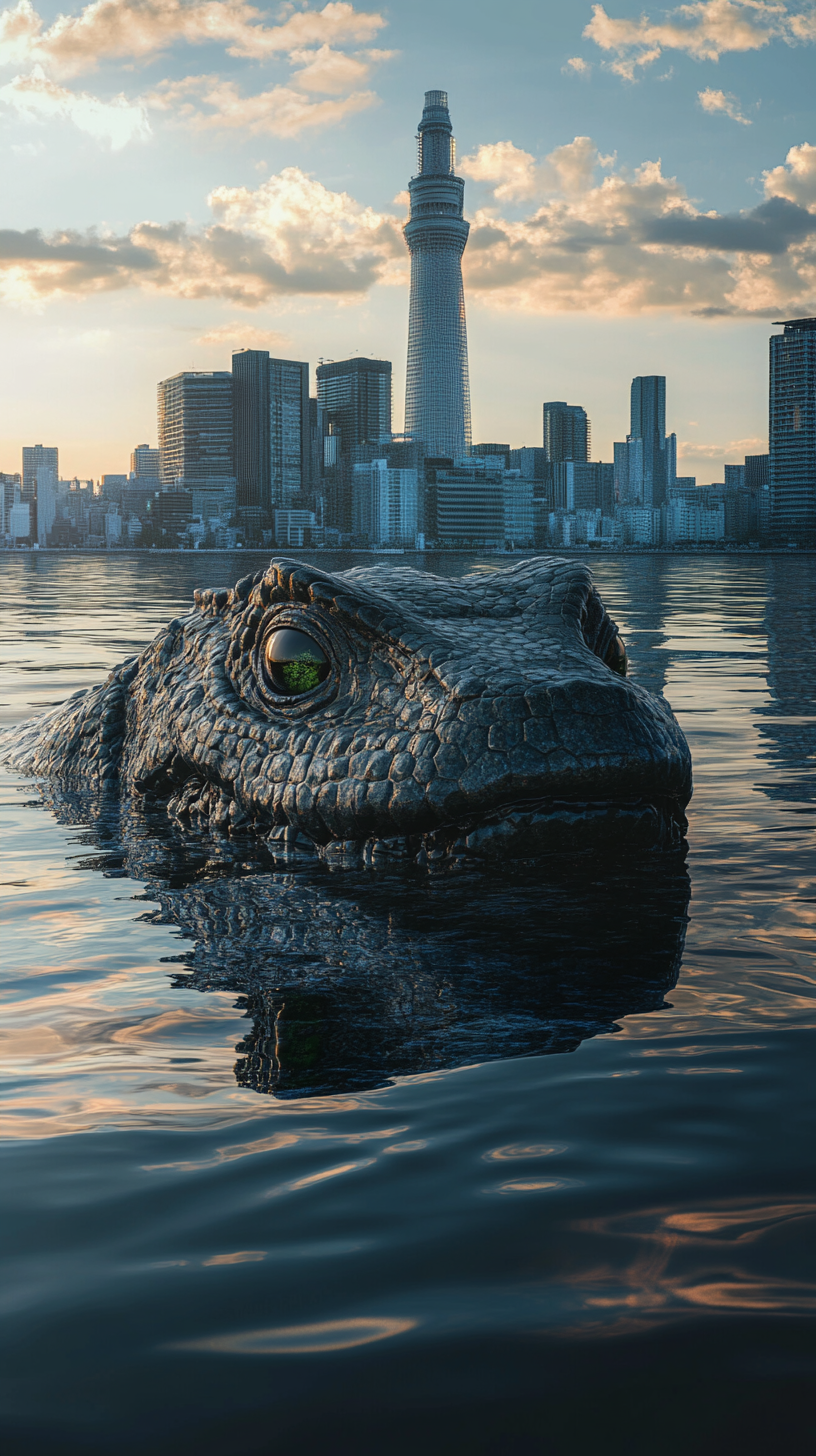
[763,141,816,208]
[0,0,386,77]
[0,63,150,145]
[459,135,816,317]
[0,165,404,307]
[2,134,815,318]
[697,86,751,123]
[288,42,394,94]
[460,136,614,202]
[563,55,591,74]
[584,1,801,79]
[146,72,377,134]
[197,321,291,348]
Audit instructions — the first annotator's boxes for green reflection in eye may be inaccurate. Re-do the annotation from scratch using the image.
[606,636,628,676]
[264,628,330,696]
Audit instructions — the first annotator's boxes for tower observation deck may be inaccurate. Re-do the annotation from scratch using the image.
[404,90,472,459]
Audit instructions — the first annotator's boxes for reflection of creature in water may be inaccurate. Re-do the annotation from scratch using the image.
[32,784,691,1099]
[161,859,689,1098]
[758,559,816,806]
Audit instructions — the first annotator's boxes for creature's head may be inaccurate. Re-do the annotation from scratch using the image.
[3,557,692,867]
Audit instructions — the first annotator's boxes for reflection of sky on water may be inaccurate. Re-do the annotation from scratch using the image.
[0,552,815,1448]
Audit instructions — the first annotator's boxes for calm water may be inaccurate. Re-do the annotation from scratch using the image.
[1,551,814,1455]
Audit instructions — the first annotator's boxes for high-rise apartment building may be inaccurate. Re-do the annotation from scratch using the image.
[22,444,58,540]
[542,403,589,462]
[630,376,667,508]
[157,372,234,488]
[769,317,816,545]
[316,358,391,456]
[404,91,472,458]
[232,351,309,516]
[130,444,160,480]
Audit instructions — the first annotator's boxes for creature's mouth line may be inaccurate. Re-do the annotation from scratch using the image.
[423,791,687,848]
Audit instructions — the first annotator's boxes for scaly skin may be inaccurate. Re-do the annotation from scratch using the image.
[0,556,692,867]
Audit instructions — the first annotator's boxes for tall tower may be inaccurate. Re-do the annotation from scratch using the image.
[404,90,471,459]
[630,376,667,508]
[769,317,816,546]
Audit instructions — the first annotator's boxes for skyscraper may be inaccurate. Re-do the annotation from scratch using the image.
[630,376,667,508]
[130,444,160,481]
[316,358,392,455]
[157,372,234,488]
[542,403,590,462]
[404,90,471,459]
[22,444,58,541]
[769,317,816,545]
[232,351,310,514]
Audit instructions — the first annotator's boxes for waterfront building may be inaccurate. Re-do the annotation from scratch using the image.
[431,460,504,546]
[274,509,321,548]
[352,460,419,546]
[615,505,663,546]
[404,91,471,459]
[9,500,30,543]
[1,473,20,538]
[130,444,160,481]
[502,472,535,547]
[542,403,589,463]
[157,372,234,489]
[664,497,725,545]
[613,437,644,504]
[630,376,668,508]
[769,317,816,545]
[553,461,614,514]
[36,465,57,547]
[22,444,58,540]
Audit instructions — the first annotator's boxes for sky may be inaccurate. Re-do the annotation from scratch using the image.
[1,0,815,482]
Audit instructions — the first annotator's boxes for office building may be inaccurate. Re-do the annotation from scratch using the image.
[316,357,391,456]
[542,403,589,463]
[157,372,234,488]
[630,376,668,508]
[404,91,472,458]
[429,460,504,546]
[473,444,511,465]
[130,444,160,480]
[1,473,20,537]
[553,461,614,514]
[36,464,57,546]
[232,351,309,516]
[769,317,816,545]
[22,444,58,540]
[352,460,419,545]
[745,453,770,490]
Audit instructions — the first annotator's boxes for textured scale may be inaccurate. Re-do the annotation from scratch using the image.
[0,556,693,868]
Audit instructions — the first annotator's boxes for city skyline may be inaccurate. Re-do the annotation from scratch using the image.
[2,2,816,481]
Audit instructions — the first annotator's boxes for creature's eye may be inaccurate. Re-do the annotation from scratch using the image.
[264,627,330,696]
[605,636,628,677]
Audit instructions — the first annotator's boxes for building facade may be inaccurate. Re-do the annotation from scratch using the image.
[629,376,668,508]
[404,91,471,459]
[157,372,234,489]
[769,317,816,545]
[542,403,589,462]
[22,444,58,540]
[316,357,392,456]
[130,444,160,480]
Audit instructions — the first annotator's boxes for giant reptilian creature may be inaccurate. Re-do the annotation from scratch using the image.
[1,556,692,867]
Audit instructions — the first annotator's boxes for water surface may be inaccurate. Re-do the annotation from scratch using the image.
[1,552,814,1454]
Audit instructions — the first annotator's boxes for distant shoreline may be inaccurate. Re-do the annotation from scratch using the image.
[2,546,813,558]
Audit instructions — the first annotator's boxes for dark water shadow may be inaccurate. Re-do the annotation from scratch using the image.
[34,782,691,1097]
